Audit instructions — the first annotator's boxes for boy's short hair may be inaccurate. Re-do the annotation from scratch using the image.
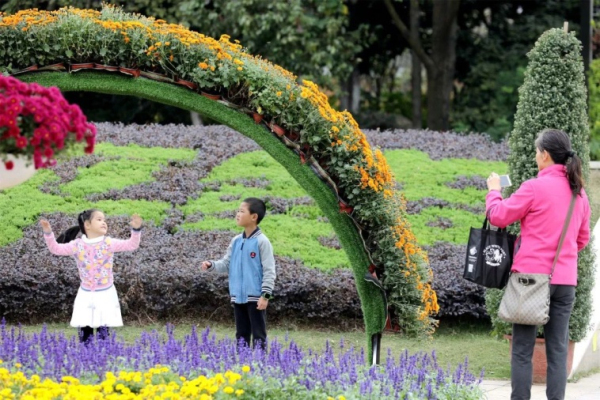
[243,197,266,224]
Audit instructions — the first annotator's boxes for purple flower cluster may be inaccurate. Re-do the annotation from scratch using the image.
[0,321,483,398]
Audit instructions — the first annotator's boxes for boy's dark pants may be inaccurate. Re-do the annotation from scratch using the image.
[233,302,267,350]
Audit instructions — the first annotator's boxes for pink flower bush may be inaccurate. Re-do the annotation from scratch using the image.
[0,75,96,169]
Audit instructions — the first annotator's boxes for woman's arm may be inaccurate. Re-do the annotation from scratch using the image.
[486,180,535,228]
[577,195,591,251]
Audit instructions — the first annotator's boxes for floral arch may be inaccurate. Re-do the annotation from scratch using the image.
[0,5,438,356]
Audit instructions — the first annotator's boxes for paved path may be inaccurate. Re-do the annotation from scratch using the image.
[480,372,600,399]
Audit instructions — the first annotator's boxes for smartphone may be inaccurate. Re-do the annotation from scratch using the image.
[500,175,512,188]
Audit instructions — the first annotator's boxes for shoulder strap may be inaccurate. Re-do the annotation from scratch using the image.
[550,194,577,278]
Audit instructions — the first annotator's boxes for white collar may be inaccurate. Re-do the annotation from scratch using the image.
[81,235,105,244]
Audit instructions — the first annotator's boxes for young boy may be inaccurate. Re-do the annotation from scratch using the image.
[201,197,276,349]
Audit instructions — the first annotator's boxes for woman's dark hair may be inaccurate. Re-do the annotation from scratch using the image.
[56,209,100,243]
[243,197,266,224]
[535,129,584,195]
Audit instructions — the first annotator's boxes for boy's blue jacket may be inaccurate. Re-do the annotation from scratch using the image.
[208,227,276,303]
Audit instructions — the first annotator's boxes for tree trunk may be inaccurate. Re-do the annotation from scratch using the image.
[375,76,382,110]
[384,0,459,131]
[427,0,459,131]
[410,0,422,129]
[350,68,361,113]
[340,67,361,113]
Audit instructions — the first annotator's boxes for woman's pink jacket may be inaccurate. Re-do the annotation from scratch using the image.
[486,164,591,285]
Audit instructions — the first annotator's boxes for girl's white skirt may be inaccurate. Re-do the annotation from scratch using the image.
[70,285,123,328]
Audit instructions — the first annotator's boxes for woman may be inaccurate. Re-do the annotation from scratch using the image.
[486,129,591,400]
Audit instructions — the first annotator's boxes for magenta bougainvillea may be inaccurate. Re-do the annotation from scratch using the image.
[0,75,95,169]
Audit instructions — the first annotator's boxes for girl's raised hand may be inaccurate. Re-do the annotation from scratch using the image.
[130,214,143,229]
[39,218,52,233]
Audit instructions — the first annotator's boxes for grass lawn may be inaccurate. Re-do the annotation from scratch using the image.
[12,318,510,380]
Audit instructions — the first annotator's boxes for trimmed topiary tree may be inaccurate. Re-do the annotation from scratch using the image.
[486,28,595,342]
[0,5,439,355]
[588,59,600,161]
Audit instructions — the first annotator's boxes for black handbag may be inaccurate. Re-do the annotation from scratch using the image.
[463,217,517,289]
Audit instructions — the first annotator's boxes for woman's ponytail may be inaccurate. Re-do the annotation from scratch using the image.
[566,152,584,196]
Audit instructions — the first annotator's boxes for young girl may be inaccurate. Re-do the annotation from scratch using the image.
[40,209,142,343]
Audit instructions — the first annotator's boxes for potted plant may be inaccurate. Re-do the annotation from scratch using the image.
[0,75,96,190]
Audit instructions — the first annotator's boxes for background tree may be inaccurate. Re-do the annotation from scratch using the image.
[485,28,595,342]
[409,0,422,129]
[384,0,461,131]
[342,0,413,128]
[453,0,582,141]
[339,0,587,139]
[589,59,600,160]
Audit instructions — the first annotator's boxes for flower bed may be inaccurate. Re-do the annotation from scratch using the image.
[0,124,508,323]
[0,323,484,399]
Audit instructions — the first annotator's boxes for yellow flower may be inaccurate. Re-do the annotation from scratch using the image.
[241,365,250,373]
[223,386,234,394]
[236,389,245,396]
[198,62,209,69]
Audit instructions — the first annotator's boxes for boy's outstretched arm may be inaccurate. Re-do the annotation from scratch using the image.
[202,237,234,273]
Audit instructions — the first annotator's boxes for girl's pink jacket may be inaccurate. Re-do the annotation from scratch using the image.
[44,231,141,291]
[485,164,591,285]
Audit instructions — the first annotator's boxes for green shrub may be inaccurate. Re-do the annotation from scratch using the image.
[588,58,600,161]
